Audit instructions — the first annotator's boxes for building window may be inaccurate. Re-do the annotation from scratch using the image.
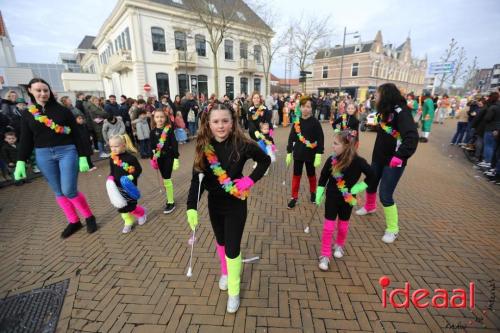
[151,27,166,52]
[351,63,359,77]
[89,64,96,74]
[125,28,131,50]
[198,75,208,97]
[108,42,114,55]
[254,45,262,63]
[174,31,186,51]
[156,73,170,97]
[322,66,328,78]
[236,11,246,21]
[354,45,361,53]
[254,78,261,94]
[225,40,233,60]
[240,41,248,59]
[195,34,206,57]
[240,77,248,95]
[178,74,189,96]
[225,76,234,100]
[172,0,183,3]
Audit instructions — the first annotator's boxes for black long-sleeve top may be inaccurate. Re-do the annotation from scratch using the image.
[318,154,374,198]
[332,114,360,132]
[372,106,418,167]
[149,126,179,159]
[287,116,324,162]
[186,138,271,210]
[248,105,273,140]
[108,152,142,187]
[17,101,86,161]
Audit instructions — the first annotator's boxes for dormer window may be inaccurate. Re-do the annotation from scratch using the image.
[354,45,361,53]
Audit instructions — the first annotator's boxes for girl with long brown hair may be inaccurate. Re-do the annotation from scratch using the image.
[186,103,270,313]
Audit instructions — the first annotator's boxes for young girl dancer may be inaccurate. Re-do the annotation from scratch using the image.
[355,83,419,243]
[286,96,324,209]
[247,92,273,142]
[186,104,270,313]
[107,134,146,234]
[150,110,179,214]
[14,78,97,238]
[332,103,360,134]
[256,122,276,175]
[315,130,374,270]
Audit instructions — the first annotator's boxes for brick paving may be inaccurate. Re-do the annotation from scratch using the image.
[0,120,499,333]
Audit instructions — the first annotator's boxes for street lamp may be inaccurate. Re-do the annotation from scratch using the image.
[338,27,360,95]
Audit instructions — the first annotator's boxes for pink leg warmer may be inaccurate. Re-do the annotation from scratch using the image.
[55,196,79,224]
[336,220,350,247]
[215,243,228,275]
[130,205,145,218]
[364,192,377,211]
[68,192,94,219]
[320,219,336,257]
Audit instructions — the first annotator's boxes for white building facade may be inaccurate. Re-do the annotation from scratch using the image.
[74,0,272,99]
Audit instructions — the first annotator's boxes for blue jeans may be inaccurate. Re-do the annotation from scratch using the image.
[97,141,106,155]
[451,122,468,144]
[483,131,497,163]
[138,139,150,157]
[188,122,196,136]
[35,144,78,198]
[367,161,405,207]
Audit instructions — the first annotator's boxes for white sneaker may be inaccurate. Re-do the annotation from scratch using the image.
[252,162,257,169]
[333,246,344,259]
[32,166,41,173]
[219,275,228,291]
[318,256,330,271]
[227,295,240,313]
[99,153,110,158]
[382,232,398,244]
[138,210,147,225]
[264,168,269,176]
[122,225,133,234]
[355,207,376,216]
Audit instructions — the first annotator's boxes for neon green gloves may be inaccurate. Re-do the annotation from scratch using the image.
[314,154,322,167]
[286,153,292,167]
[350,181,368,195]
[315,186,325,206]
[79,156,89,172]
[14,161,26,180]
[187,209,198,231]
[173,158,179,171]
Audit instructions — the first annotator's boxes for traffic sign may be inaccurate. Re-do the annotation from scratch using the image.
[428,62,455,75]
[144,83,151,92]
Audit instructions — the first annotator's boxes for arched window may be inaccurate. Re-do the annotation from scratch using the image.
[254,45,262,63]
[225,76,234,99]
[174,31,186,51]
[240,41,248,59]
[156,73,170,97]
[151,27,166,52]
[195,34,206,57]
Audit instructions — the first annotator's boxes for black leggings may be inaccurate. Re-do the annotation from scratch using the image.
[158,157,173,179]
[324,194,352,221]
[208,195,247,259]
[293,159,316,176]
[86,156,94,169]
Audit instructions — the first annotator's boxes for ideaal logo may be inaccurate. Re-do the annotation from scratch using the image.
[379,276,475,309]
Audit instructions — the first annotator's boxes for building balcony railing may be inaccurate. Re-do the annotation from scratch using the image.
[108,49,133,74]
[239,58,257,74]
[173,50,197,70]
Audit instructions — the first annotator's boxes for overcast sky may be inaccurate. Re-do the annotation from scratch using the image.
[2,0,499,78]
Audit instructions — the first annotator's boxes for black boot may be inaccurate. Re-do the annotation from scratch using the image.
[85,216,98,233]
[61,222,83,238]
[310,192,316,203]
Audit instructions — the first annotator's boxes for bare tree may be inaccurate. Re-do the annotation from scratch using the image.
[463,56,479,92]
[449,46,467,88]
[186,0,241,97]
[437,38,459,92]
[289,15,333,91]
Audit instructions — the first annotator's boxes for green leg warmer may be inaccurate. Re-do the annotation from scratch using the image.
[163,179,174,204]
[121,213,134,226]
[226,254,242,296]
[383,204,399,233]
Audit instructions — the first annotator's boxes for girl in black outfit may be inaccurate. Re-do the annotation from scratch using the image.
[355,83,419,244]
[186,104,270,313]
[107,134,146,234]
[247,92,273,141]
[315,130,374,271]
[149,110,179,214]
[332,103,360,134]
[14,78,97,238]
[286,96,324,209]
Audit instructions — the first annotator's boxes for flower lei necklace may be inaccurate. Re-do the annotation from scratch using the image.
[331,157,357,206]
[204,144,249,200]
[111,153,136,177]
[152,125,171,160]
[377,113,402,150]
[341,114,348,130]
[28,105,71,134]
[293,117,317,149]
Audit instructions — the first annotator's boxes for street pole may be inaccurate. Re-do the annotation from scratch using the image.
[185,49,188,96]
[338,27,346,96]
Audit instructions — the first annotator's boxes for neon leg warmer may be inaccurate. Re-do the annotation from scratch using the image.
[55,196,79,223]
[291,175,301,199]
[364,192,377,211]
[216,243,228,276]
[320,219,335,257]
[308,175,317,193]
[163,179,174,204]
[226,254,242,296]
[383,204,399,233]
[336,220,350,247]
[68,192,93,218]
[130,205,145,218]
[121,213,135,226]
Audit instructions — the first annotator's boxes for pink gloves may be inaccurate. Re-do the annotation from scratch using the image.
[150,159,159,170]
[234,176,255,192]
[107,176,114,181]
[269,129,274,137]
[389,156,403,168]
